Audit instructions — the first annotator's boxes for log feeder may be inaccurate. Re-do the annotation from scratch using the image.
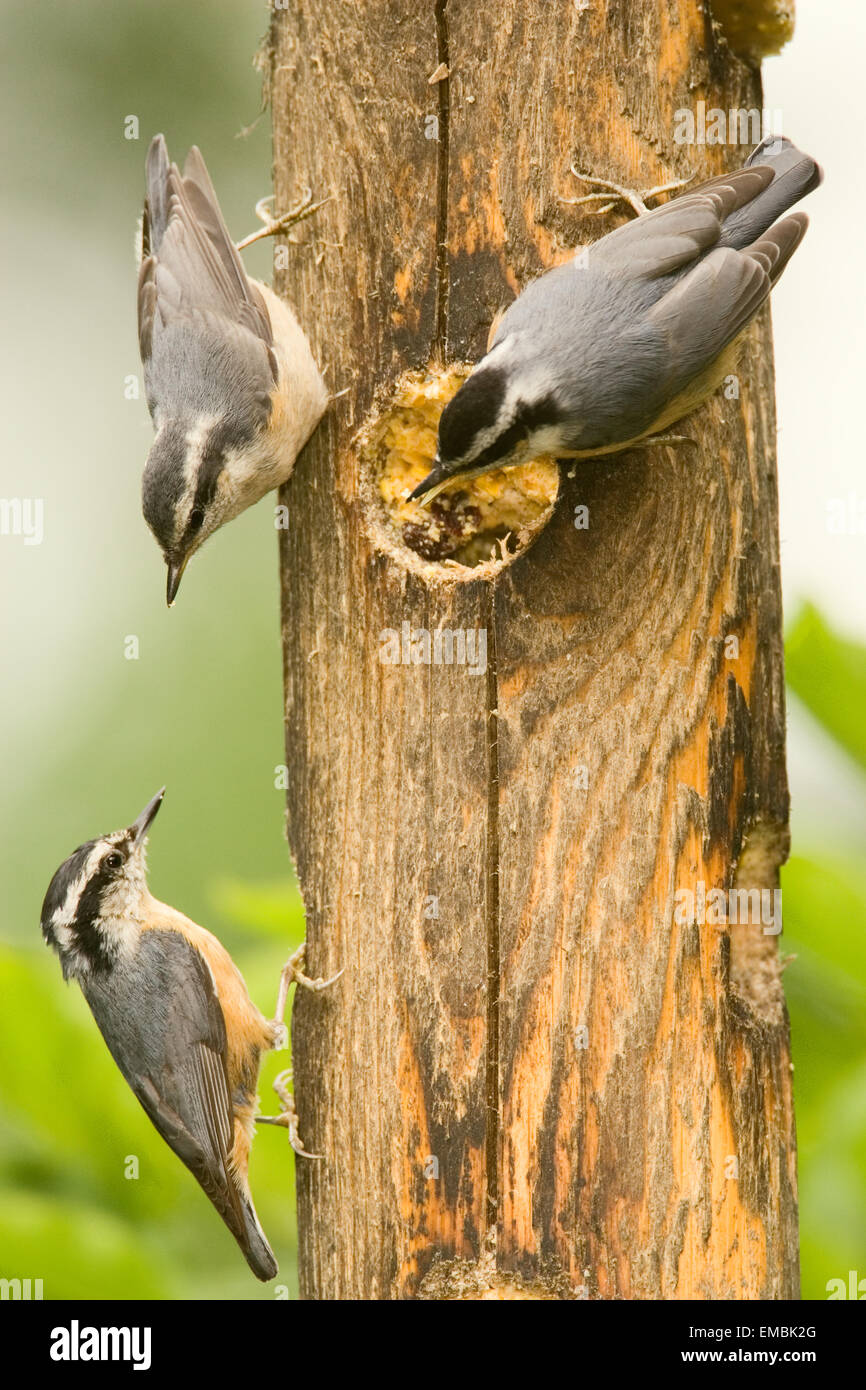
[267,0,799,1299]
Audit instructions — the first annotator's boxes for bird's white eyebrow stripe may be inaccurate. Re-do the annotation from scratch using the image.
[171,416,219,539]
[51,844,110,928]
[184,418,218,474]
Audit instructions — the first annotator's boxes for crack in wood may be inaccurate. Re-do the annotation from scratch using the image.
[484,582,501,1232]
[431,0,503,1240]
[433,0,451,362]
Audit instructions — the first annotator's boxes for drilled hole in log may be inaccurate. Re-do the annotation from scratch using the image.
[360,367,559,569]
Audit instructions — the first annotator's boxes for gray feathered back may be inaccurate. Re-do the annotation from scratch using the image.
[491,139,820,450]
[138,135,276,432]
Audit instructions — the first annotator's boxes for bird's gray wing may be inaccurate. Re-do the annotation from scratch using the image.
[587,167,775,279]
[719,137,821,249]
[138,135,274,370]
[140,306,278,427]
[640,212,808,390]
[81,930,250,1237]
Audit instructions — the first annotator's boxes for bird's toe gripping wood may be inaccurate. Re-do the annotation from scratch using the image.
[256,1068,322,1160]
[560,165,693,217]
[273,944,343,1030]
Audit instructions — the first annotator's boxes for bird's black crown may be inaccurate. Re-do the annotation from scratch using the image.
[438,366,509,465]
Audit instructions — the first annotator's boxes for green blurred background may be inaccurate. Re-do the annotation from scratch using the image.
[0,0,304,1299]
[0,0,863,1301]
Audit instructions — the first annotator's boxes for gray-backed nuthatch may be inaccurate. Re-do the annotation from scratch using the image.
[137,135,328,604]
[40,788,341,1281]
[410,136,822,503]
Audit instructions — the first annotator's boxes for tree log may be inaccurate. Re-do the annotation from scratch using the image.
[268,0,798,1299]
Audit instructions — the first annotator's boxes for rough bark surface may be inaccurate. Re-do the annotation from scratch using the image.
[269,0,798,1299]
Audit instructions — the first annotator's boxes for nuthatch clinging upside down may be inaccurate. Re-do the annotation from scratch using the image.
[137,135,328,605]
[40,789,340,1281]
[410,135,822,503]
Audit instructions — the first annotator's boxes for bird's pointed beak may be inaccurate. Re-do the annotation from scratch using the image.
[408,459,451,507]
[166,557,188,607]
[131,787,165,845]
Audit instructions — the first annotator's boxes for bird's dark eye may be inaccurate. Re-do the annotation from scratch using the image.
[105,853,123,870]
[189,508,205,532]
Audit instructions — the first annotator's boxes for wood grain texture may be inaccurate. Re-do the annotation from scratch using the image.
[269,0,798,1299]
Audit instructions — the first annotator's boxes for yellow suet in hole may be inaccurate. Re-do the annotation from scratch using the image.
[363,367,559,567]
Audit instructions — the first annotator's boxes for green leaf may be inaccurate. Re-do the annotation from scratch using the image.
[786,602,866,770]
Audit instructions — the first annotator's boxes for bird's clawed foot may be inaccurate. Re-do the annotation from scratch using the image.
[269,943,343,1037]
[259,946,341,1159]
[560,166,693,218]
[642,433,698,449]
[256,1069,321,1160]
[236,190,331,250]
[282,943,343,997]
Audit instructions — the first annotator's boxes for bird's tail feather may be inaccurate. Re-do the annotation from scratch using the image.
[143,134,170,254]
[720,136,822,250]
[744,212,809,286]
[237,1193,278,1282]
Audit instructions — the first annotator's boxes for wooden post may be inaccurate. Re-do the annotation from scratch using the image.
[268,0,798,1298]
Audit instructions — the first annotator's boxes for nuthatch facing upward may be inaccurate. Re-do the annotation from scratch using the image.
[137,135,328,604]
[410,136,822,503]
[40,789,340,1281]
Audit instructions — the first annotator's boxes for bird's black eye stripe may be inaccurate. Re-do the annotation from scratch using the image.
[520,394,564,432]
[470,396,563,469]
[184,442,226,539]
[63,846,129,973]
[473,420,528,469]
